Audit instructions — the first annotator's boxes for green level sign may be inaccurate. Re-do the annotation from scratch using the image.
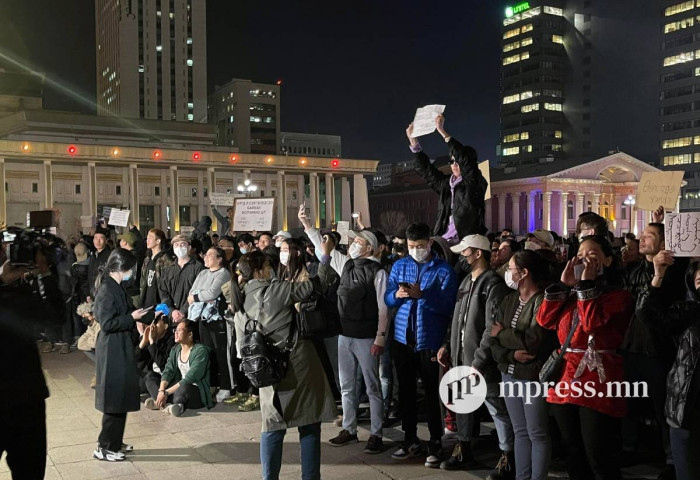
[505,2,531,18]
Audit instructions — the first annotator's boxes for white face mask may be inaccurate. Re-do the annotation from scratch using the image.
[348,243,364,259]
[505,270,519,290]
[275,241,283,249]
[279,251,290,266]
[409,247,430,263]
[574,260,605,280]
[524,241,542,251]
[174,246,188,259]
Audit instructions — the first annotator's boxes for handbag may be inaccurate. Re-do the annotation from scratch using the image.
[239,287,296,388]
[539,311,579,384]
[296,278,341,339]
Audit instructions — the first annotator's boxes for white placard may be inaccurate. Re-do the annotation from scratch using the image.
[209,192,241,206]
[108,208,130,227]
[636,171,684,211]
[180,226,195,235]
[80,215,95,229]
[336,221,350,245]
[479,160,491,200]
[233,198,276,232]
[665,212,700,257]
[411,104,446,137]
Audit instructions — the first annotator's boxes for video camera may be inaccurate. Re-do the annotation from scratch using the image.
[1,211,67,268]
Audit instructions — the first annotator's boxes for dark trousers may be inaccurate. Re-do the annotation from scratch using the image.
[200,320,232,390]
[98,412,127,452]
[392,340,443,442]
[552,403,622,480]
[622,351,671,461]
[0,400,46,480]
[670,413,700,480]
[144,372,205,411]
[144,370,162,399]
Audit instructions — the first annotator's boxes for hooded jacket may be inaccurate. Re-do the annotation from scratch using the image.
[638,262,700,429]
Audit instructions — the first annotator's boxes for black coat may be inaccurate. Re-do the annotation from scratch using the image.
[88,248,112,297]
[94,276,140,414]
[414,137,488,237]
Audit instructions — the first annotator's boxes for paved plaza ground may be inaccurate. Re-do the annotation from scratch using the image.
[1,349,666,480]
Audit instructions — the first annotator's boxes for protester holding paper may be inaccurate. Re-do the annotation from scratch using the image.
[406,114,488,244]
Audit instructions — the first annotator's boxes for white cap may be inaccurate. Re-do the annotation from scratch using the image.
[273,230,292,240]
[450,234,491,253]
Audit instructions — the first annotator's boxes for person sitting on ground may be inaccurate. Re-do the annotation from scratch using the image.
[154,319,213,416]
[140,314,175,407]
[406,114,488,243]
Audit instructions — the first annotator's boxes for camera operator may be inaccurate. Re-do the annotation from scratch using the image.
[0,232,66,479]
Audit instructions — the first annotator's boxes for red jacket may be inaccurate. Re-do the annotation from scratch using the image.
[537,280,633,417]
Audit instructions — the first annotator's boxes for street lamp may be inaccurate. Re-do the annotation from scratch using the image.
[623,194,635,234]
[237,179,258,197]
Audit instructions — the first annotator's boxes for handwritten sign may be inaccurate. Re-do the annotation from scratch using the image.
[80,215,95,229]
[108,208,130,227]
[233,198,276,232]
[411,104,446,137]
[336,221,350,245]
[180,226,194,235]
[636,171,684,211]
[479,160,491,200]
[665,212,700,257]
[209,192,242,206]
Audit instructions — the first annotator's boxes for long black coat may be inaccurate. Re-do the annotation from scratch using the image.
[414,137,488,237]
[94,276,140,414]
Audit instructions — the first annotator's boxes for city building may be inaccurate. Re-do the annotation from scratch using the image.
[208,79,280,155]
[95,0,207,122]
[0,111,377,235]
[499,1,659,172]
[659,0,700,210]
[281,131,341,158]
[372,160,416,189]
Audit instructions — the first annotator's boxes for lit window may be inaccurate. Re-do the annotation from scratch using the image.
[521,103,539,113]
[522,23,534,33]
[662,136,692,148]
[187,113,194,121]
[663,154,692,165]
[523,145,533,152]
[187,38,193,44]
[503,53,521,65]
[544,6,563,16]
[156,10,161,16]
[551,144,562,151]
[503,27,520,39]
[521,131,529,140]
[664,51,694,66]
[503,41,520,52]
[503,93,520,104]
[555,130,562,138]
[156,45,163,52]
[504,133,520,143]
[664,1,693,17]
[138,65,144,73]
[521,90,534,100]
[544,103,563,111]
[521,51,530,60]
[695,135,700,144]
[503,147,520,156]
[665,16,694,33]
[169,12,174,19]
[521,37,533,46]
[552,35,563,44]
[187,59,193,66]
[187,102,194,109]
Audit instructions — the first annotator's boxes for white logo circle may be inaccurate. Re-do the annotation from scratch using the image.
[439,366,487,414]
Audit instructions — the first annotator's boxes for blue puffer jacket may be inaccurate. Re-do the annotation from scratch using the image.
[385,255,458,351]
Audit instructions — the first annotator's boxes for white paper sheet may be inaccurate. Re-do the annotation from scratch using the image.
[411,104,446,137]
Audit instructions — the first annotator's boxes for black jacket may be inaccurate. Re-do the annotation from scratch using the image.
[94,276,140,413]
[623,257,689,359]
[70,260,90,304]
[337,258,383,338]
[158,257,204,318]
[638,263,700,429]
[414,137,488,237]
[144,329,175,373]
[139,250,175,322]
[88,247,111,297]
[443,269,510,382]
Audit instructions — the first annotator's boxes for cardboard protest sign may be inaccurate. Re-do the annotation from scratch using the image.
[665,212,700,257]
[209,192,241,206]
[232,198,276,232]
[636,171,684,211]
[412,105,446,137]
[180,226,195,235]
[479,160,491,200]
[108,208,130,227]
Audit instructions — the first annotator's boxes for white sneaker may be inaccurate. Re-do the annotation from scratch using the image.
[144,398,158,410]
[215,389,232,402]
[93,446,125,462]
[166,403,183,417]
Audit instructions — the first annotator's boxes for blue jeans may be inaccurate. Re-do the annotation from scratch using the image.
[260,422,321,480]
[501,373,551,480]
[670,423,700,480]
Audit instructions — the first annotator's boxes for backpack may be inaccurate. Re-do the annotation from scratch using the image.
[296,276,341,338]
[239,286,296,388]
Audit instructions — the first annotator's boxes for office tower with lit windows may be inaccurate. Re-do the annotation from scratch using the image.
[499,1,659,172]
[660,0,700,209]
[208,78,281,155]
[95,0,207,122]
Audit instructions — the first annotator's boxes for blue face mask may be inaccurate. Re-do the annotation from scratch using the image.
[239,248,248,255]
[122,271,133,282]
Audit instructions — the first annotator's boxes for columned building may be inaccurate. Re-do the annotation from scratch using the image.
[488,151,667,237]
[0,111,377,236]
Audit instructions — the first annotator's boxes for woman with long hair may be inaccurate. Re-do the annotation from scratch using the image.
[537,235,633,480]
[93,248,150,462]
[278,237,308,282]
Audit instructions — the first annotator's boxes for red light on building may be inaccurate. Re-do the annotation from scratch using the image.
[276,79,282,85]
[152,150,162,160]
[192,152,201,162]
[229,154,238,164]
[331,159,340,168]
[68,145,77,155]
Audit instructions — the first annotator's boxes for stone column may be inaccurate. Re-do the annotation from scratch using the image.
[341,177,352,222]
[353,173,371,227]
[130,164,140,227]
[485,198,493,233]
[207,168,217,232]
[560,192,569,236]
[676,194,681,212]
[88,162,98,219]
[277,170,287,231]
[543,191,552,231]
[592,193,601,215]
[169,166,179,233]
[629,194,638,235]
[498,194,507,231]
[0,158,6,228]
[41,160,53,210]
[309,172,320,228]
[528,191,537,232]
[197,170,205,224]
[511,194,520,235]
[325,173,335,227]
[576,192,585,219]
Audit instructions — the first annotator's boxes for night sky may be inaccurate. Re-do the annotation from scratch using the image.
[0,1,506,164]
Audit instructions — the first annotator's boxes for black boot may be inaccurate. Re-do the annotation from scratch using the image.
[486,450,515,480]
[439,441,479,470]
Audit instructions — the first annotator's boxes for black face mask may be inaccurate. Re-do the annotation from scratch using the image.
[457,255,472,275]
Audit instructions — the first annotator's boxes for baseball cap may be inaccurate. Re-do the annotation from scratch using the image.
[528,229,554,248]
[450,234,491,253]
[348,230,378,250]
[171,234,191,245]
[118,231,138,248]
[273,230,292,240]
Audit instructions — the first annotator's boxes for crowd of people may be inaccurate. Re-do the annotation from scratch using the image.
[1,115,698,480]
